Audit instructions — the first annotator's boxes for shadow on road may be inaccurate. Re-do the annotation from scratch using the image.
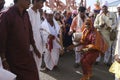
[40,51,114,80]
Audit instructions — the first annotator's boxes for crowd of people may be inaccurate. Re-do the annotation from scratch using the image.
[0,0,120,80]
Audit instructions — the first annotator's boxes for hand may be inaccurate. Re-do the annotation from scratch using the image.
[106,27,111,31]
[115,54,119,60]
[59,48,64,55]
[77,48,87,54]
[116,58,120,63]
[66,24,70,27]
[81,48,89,53]
[34,49,41,58]
[68,31,73,36]
[0,53,10,70]
[73,30,76,33]
[46,43,48,48]
[115,55,120,63]
[48,34,55,39]
[100,23,105,28]
[2,60,10,70]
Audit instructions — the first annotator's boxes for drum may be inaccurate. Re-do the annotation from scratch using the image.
[72,32,82,45]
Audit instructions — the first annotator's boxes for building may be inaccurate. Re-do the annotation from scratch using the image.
[108,0,120,12]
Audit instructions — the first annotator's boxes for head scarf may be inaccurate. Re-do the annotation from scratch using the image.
[81,18,108,54]
[72,10,78,15]
[81,18,93,42]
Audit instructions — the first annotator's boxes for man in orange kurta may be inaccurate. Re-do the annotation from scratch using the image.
[69,6,87,68]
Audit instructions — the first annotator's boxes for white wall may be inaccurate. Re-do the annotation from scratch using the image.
[108,6,117,12]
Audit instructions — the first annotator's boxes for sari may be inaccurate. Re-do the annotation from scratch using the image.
[80,18,108,80]
[81,18,108,54]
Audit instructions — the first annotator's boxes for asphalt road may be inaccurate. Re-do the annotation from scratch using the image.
[40,51,114,80]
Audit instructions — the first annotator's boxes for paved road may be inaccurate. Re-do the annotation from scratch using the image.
[40,51,114,80]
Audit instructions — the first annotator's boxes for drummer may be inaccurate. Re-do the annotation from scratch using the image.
[69,6,88,68]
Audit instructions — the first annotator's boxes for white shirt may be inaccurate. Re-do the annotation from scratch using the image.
[41,19,61,49]
[94,12,117,30]
[28,8,43,53]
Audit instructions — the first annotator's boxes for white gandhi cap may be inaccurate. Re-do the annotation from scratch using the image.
[46,9,53,14]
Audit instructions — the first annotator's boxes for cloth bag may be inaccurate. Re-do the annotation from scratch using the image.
[0,57,16,80]
[110,29,117,41]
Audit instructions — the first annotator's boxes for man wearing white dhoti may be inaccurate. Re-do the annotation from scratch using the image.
[28,0,46,79]
[69,6,87,68]
[94,2,117,65]
[40,9,61,70]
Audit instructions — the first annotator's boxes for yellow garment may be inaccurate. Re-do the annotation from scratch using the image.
[109,61,120,79]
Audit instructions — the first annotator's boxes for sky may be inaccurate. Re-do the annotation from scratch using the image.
[4,0,118,10]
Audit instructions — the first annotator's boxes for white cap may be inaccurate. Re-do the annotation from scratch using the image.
[46,9,53,14]
[101,1,108,7]
[117,4,120,8]
[42,6,53,14]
